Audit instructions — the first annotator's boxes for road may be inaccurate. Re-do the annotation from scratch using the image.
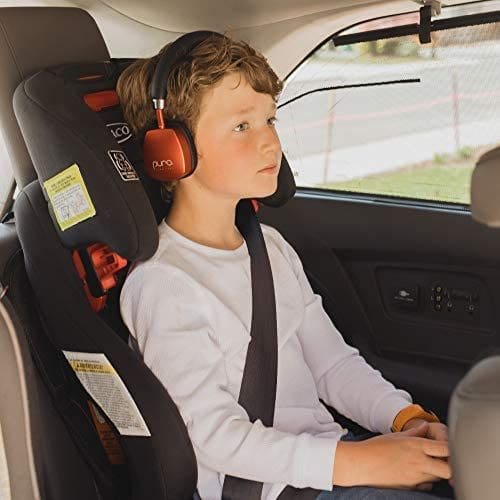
[276,46,500,184]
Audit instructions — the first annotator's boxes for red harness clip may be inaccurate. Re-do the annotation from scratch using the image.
[72,244,128,312]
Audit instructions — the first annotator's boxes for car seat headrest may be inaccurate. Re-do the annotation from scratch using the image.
[13,62,158,261]
[259,155,296,208]
[0,7,109,189]
[471,145,500,227]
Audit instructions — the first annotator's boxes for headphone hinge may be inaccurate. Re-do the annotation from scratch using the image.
[152,98,164,110]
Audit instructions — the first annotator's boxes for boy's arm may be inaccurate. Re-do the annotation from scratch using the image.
[277,232,412,434]
[300,291,412,433]
[120,264,338,490]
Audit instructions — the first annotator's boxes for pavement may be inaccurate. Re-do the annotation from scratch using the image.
[281,117,500,186]
[276,42,500,186]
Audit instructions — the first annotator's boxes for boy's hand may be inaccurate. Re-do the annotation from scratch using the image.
[402,418,448,443]
[332,422,452,489]
[401,419,453,489]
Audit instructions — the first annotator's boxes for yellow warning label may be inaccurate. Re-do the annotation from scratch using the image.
[68,360,116,375]
[43,163,96,231]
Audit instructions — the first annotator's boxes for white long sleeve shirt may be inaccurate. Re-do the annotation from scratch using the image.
[119,221,412,500]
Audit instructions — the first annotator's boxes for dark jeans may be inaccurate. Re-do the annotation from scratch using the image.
[315,431,455,500]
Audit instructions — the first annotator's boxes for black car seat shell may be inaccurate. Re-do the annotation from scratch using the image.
[12,58,198,499]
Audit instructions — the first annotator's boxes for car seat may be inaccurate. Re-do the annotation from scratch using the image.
[0,6,299,500]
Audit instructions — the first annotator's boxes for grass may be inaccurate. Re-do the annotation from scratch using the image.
[320,158,475,205]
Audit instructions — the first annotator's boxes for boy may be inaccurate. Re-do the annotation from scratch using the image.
[118,34,452,499]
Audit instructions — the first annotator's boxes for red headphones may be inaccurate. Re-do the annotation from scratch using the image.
[143,31,225,182]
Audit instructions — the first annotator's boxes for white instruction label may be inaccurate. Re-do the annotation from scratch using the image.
[63,351,151,437]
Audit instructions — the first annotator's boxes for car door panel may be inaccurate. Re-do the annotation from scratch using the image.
[261,192,500,418]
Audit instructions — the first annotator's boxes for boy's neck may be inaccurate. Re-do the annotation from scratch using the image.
[165,182,244,251]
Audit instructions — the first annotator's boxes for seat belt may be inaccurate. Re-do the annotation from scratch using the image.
[222,200,319,500]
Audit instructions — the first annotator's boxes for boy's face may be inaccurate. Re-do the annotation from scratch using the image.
[191,72,282,201]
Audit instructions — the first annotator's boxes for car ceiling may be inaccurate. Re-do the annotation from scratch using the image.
[0,0,480,78]
[77,0,406,31]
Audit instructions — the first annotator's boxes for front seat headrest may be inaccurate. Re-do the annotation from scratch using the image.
[0,7,109,189]
[471,145,500,227]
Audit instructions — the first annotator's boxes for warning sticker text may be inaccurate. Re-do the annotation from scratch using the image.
[63,351,151,437]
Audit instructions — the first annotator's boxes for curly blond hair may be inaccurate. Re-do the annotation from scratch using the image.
[117,33,283,194]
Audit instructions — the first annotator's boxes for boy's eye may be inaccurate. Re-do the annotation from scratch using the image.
[234,122,249,132]
[233,117,277,132]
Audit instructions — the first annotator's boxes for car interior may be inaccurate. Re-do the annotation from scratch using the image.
[0,1,499,499]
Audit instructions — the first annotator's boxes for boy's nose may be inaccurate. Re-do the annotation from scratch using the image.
[259,127,281,156]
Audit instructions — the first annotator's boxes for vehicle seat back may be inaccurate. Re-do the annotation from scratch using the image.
[449,355,500,500]
[449,145,500,500]
[0,7,109,189]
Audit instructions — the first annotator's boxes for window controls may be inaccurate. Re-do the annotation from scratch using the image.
[431,283,479,318]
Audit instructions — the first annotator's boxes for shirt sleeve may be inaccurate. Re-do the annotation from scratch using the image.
[274,230,412,434]
[120,263,337,490]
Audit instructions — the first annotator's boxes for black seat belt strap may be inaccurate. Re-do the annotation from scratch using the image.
[222,200,319,500]
[221,200,278,500]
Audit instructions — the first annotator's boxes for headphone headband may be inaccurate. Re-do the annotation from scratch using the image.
[145,31,224,181]
[149,30,225,103]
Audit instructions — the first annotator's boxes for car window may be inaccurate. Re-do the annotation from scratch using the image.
[277,2,500,205]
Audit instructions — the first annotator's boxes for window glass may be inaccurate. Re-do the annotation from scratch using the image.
[277,2,500,204]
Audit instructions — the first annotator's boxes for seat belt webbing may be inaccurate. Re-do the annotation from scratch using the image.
[221,200,278,499]
[222,200,318,500]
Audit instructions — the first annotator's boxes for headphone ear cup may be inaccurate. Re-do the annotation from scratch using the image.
[143,121,197,182]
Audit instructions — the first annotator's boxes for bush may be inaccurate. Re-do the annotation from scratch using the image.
[433,153,449,164]
[459,146,474,159]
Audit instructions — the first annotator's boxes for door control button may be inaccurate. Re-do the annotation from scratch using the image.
[393,286,419,311]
